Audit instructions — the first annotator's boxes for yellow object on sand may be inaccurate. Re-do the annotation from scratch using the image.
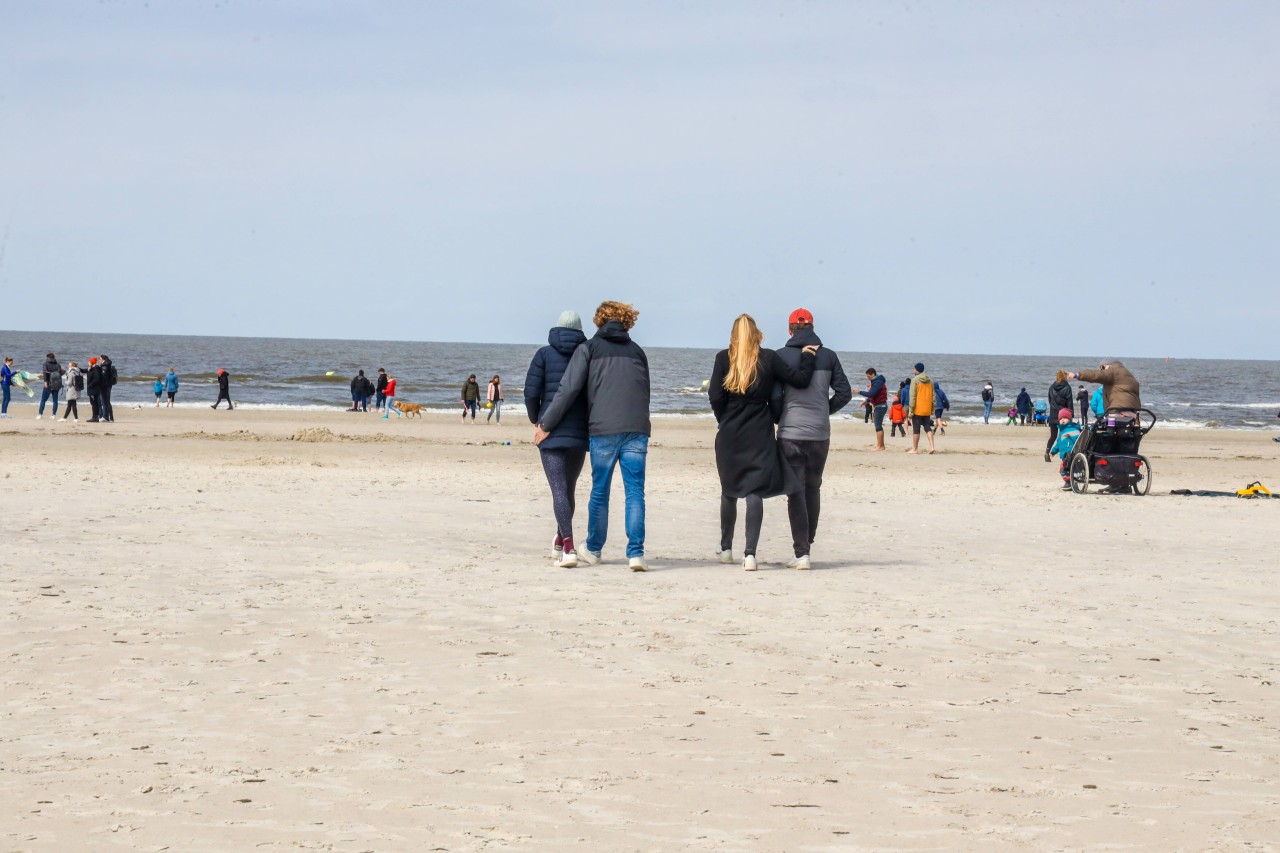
[1236,481,1272,497]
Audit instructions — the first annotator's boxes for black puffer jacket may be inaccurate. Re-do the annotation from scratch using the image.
[525,327,589,451]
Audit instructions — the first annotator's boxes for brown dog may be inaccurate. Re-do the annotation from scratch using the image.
[394,400,426,418]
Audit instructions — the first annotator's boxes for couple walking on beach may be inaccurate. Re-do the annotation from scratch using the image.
[528,301,652,571]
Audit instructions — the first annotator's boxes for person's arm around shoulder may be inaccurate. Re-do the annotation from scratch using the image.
[772,345,818,389]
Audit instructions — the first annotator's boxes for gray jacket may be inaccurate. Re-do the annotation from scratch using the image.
[539,321,651,437]
[772,327,852,441]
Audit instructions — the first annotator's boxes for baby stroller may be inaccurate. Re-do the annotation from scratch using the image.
[1065,407,1156,495]
[1032,399,1049,425]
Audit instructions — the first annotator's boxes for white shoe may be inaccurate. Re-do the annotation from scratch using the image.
[629,556,647,572]
[35,414,42,420]
[551,540,564,560]
[578,549,602,566]
[743,555,758,571]
[786,554,812,570]
[557,551,578,568]
[715,548,733,564]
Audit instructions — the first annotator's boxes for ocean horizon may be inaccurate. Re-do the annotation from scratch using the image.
[3,329,1277,431]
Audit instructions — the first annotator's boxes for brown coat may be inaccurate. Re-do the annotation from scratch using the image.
[1078,361,1141,411]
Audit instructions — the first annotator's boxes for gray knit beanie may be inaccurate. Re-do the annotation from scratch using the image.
[556,310,582,331]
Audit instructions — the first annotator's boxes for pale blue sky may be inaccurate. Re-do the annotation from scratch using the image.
[1,1,1276,357]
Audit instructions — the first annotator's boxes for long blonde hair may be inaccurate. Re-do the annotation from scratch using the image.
[723,314,764,394]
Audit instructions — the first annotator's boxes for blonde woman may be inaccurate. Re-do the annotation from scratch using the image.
[708,314,819,570]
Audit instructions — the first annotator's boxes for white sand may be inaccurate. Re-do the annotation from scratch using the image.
[2,403,1277,851]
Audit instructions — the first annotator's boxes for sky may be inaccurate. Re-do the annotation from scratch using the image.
[1,0,1277,358]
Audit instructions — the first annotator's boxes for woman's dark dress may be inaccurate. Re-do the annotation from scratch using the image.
[708,348,815,499]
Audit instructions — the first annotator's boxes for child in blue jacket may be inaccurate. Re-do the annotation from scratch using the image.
[1051,408,1082,490]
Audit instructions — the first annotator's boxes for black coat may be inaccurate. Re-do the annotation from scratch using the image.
[1047,380,1073,413]
[709,348,814,498]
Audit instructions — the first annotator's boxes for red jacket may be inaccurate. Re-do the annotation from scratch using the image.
[385,379,396,397]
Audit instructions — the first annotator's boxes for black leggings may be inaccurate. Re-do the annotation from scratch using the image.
[539,448,586,542]
[720,494,763,556]
[62,400,78,420]
[1046,419,1059,452]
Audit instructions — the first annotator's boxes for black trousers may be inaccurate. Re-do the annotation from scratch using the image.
[213,391,233,409]
[780,438,830,557]
[100,387,114,421]
[88,391,103,421]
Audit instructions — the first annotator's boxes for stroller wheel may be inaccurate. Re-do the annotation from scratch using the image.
[1132,456,1152,496]
[1069,454,1089,494]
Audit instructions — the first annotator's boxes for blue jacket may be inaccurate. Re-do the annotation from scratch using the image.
[164,371,179,393]
[1052,421,1082,458]
[524,326,589,451]
[1090,387,1105,419]
[1016,388,1032,414]
[933,383,950,413]
[0,363,14,388]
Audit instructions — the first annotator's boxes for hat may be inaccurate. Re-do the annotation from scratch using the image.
[914,362,925,373]
[1058,408,1074,421]
[556,310,582,331]
[217,368,225,376]
[89,357,98,365]
[788,307,813,325]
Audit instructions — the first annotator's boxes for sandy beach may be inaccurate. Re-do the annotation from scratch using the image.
[2,403,1277,852]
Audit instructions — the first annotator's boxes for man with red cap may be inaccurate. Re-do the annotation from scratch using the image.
[770,307,852,569]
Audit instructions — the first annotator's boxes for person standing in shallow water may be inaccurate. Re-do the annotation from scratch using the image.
[212,368,233,409]
[709,313,818,571]
[525,311,589,569]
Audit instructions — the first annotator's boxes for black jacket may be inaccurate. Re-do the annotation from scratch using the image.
[218,372,231,393]
[1048,380,1073,413]
[539,321,651,437]
[524,326,589,451]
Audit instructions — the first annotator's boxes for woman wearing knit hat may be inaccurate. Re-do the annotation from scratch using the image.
[525,310,589,568]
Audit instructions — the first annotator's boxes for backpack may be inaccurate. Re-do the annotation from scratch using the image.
[73,371,84,391]
[107,364,118,386]
[47,371,63,391]
[981,387,993,402]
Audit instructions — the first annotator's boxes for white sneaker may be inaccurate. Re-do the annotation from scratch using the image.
[578,549,602,566]
[786,554,812,570]
[551,541,564,560]
[629,556,647,572]
[557,551,578,568]
[35,414,42,420]
[743,555,758,571]
[715,548,734,564]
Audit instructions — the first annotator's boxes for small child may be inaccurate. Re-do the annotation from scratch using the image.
[1005,406,1018,426]
[1051,408,1082,491]
[153,377,164,407]
[889,399,907,437]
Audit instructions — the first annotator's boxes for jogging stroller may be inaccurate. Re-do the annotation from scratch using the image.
[1032,399,1049,425]
[1065,407,1156,495]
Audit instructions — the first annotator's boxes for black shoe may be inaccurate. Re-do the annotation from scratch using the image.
[1061,483,1072,491]
[1044,451,1051,462]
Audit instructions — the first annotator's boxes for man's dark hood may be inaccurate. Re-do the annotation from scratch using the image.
[596,320,632,343]
[784,326,822,348]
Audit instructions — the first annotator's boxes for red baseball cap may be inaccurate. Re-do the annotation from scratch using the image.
[788,307,814,325]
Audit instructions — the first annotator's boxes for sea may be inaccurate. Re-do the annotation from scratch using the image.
[2,330,1277,431]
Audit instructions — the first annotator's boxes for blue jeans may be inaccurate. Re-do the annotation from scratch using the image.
[39,386,59,416]
[872,403,887,432]
[1,384,9,413]
[983,400,993,423]
[586,432,648,558]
